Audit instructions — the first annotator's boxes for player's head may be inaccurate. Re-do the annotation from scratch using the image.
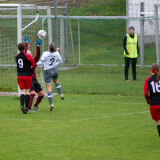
[128,26,135,35]
[18,43,25,53]
[49,43,56,53]
[151,63,159,74]
[26,50,32,57]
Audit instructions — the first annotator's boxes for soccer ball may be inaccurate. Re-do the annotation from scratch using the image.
[37,30,47,39]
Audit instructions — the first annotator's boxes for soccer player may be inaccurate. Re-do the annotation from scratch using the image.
[36,43,64,111]
[123,26,139,81]
[144,63,160,137]
[15,42,36,114]
[24,36,45,112]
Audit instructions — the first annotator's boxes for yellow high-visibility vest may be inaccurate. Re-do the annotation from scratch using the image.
[124,34,138,58]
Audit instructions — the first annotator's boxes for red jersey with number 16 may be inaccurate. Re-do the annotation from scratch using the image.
[15,52,36,76]
[144,75,160,105]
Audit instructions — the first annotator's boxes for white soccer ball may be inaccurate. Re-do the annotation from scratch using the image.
[37,30,47,39]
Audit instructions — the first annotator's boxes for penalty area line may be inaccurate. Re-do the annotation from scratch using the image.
[0,111,149,123]
[73,111,150,122]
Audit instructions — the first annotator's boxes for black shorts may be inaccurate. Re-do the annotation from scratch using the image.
[30,79,43,93]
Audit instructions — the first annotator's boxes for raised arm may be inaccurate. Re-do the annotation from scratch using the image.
[36,52,45,67]
[34,39,42,63]
[24,36,31,53]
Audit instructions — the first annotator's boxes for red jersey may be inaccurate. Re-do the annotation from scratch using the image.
[144,75,160,105]
[32,46,40,80]
[15,52,35,76]
[24,43,40,80]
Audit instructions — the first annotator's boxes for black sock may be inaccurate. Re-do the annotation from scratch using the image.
[157,125,160,137]
[25,94,30,111]
[20,94,25,107]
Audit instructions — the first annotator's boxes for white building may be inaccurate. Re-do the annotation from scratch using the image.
[127,0,160,38]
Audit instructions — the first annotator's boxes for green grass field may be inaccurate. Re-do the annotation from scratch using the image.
[1,1,160,159]
[0,94,160,160]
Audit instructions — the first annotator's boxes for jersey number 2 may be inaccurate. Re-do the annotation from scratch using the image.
[151,81,160,93]
[49,58,55,66]
[18,59,23,68]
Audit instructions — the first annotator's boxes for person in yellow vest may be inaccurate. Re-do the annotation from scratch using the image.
[123,26,139,81]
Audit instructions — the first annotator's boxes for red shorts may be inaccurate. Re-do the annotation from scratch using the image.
[150,105,160,121]
[17,76,32,89]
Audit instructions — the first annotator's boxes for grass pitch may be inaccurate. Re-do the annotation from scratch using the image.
[0,94,160,160]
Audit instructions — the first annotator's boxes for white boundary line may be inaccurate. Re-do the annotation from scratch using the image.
[0,111,149,122]
[73,111,149,122]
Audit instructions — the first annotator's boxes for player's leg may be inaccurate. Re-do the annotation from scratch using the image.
[131,58,137,80]
[17,76,27,114]
[53,68,64,100]
[25,89,30,112]
[33,81,45,110]
[44,70,54,111]
[150,105,160,137]
[53,79,64,100]
[24,76,32,112]
[124,57,131,81]
[28,80,36,112]
[28,90,36,112]
[156,120,160,137]
[46,83,54,111]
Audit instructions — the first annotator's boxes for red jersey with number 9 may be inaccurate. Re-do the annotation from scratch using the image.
[144,75,160,105]
[15,52,36,76]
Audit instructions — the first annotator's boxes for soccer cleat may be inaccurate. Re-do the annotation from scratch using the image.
[49,104,54,111]
[20,105,27,114]
[28,109,35,112]
[125,79,129,82]
[33,105,40,110]
[60,94,64,100]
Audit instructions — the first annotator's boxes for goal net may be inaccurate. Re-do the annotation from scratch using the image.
[0,4,45,95]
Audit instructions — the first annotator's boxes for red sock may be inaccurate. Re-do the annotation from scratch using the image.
[34,96,44,107]
[29,94,35,109]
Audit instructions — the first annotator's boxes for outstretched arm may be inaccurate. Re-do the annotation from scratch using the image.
[34,39,42,63]
[24,36,31,53]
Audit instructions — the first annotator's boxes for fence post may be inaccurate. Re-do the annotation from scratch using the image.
[54,0,58,47]
[47,6,52,44]
[60,18,64,66]
[154,4,160,65]
[64,2,68,64]
[17,4,22,96]
[78,20,81,65]
[140,2,144,68]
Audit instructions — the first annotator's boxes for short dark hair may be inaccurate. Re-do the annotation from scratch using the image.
[49,43,56,52]
[18,43,25,53]
[129,26,135,31]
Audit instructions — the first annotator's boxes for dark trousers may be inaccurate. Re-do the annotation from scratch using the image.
[124,57,137,80]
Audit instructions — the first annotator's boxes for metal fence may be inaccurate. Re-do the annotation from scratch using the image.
[0,2,160,96]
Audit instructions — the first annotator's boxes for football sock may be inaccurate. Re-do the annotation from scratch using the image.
[47,92,53,106]
[157,125,160,137]
[29,94,35,109]
[34,95,44,107]
[55,83,62,95]
[25,94,30,111]
[20,94,25,107]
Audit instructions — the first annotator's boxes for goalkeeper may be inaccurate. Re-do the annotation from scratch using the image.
[24,36,45,112]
